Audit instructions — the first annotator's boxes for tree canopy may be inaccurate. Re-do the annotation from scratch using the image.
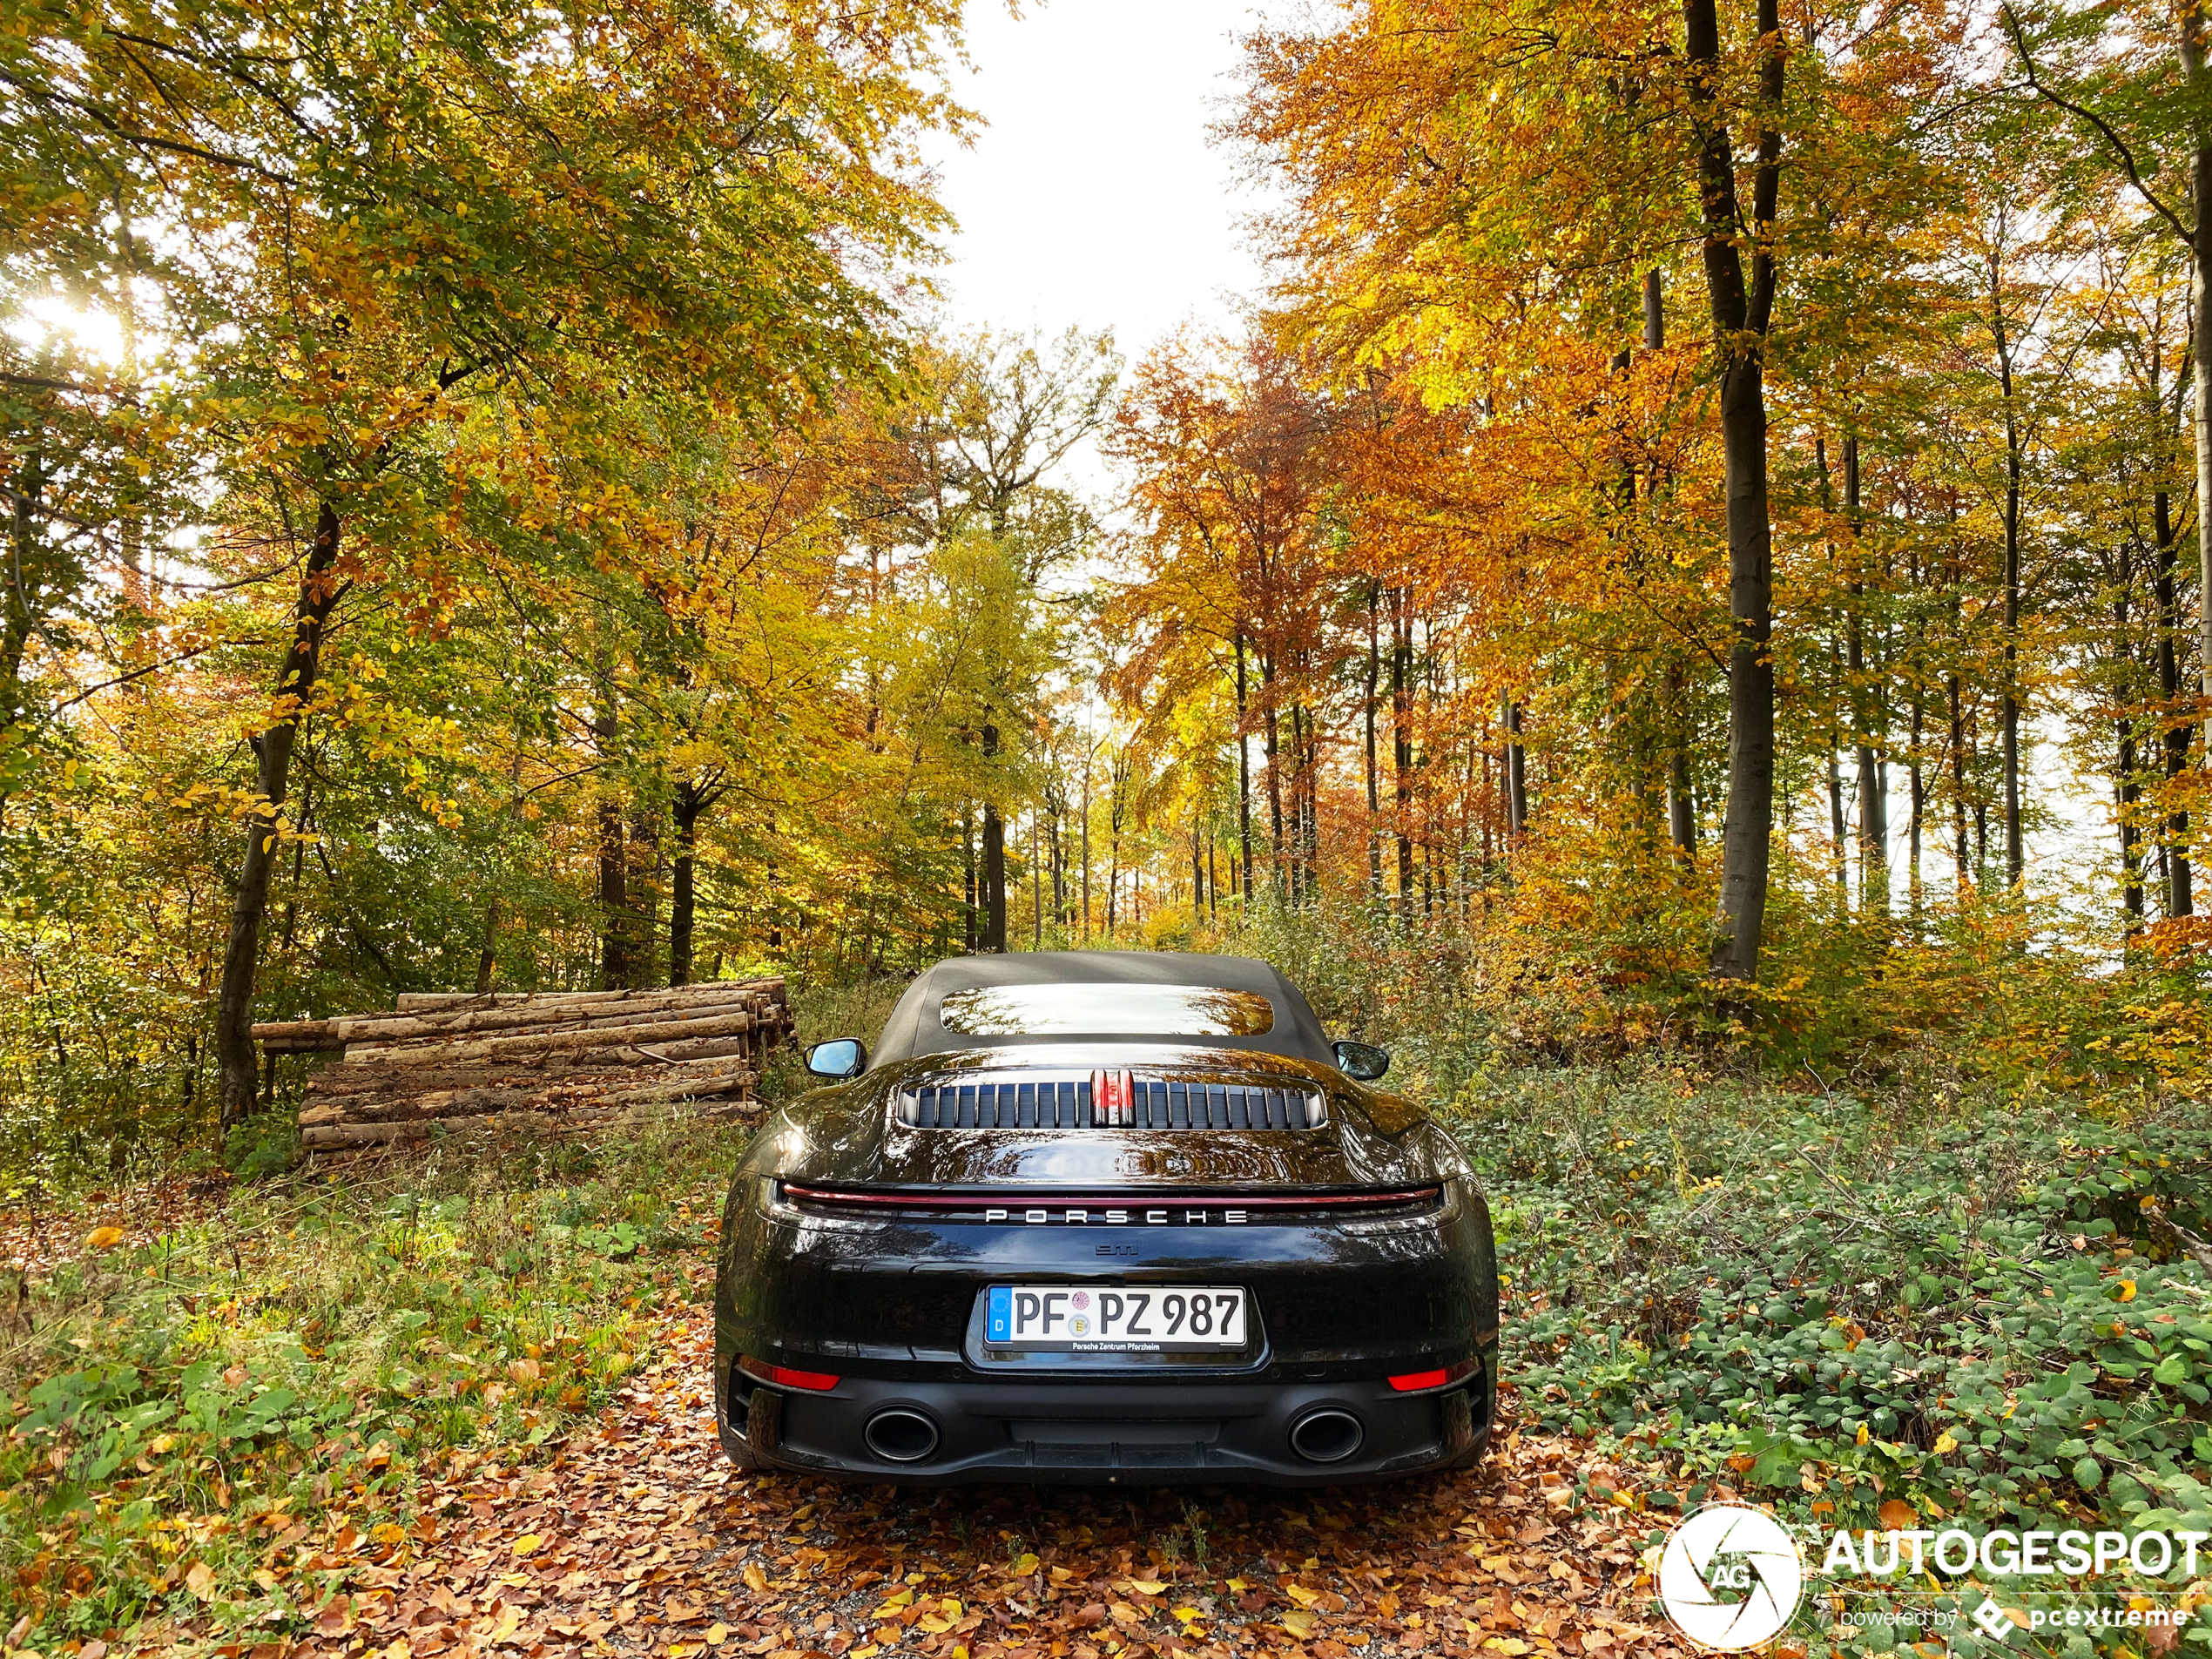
[3,0,2209,1177]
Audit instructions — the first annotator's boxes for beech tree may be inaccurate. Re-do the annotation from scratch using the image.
[3,0,969,1123]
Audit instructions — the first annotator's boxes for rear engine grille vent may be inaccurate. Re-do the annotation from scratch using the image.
[899,1073,1325,1131]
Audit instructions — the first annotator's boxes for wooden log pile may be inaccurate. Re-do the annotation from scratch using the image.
[254,980,792,1153]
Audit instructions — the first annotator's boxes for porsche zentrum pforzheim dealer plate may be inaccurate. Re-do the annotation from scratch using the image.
[985,1284,1247,1351]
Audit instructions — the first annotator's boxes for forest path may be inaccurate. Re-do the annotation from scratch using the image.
[264,1318,1697,1659]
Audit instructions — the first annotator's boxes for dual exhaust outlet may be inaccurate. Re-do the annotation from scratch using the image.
[860,1405,1366,1466]
[1286,1407,1364,1463]
[862,1407,942,1463]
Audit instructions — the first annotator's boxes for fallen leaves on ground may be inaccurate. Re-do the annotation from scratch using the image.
[0,1177,230,1280]
[114,1316,1700,1659]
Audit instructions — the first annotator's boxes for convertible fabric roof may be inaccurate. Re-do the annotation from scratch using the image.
[867,951,1334,1066]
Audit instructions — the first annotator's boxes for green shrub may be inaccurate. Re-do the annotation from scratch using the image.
[1451,1065,2212,1547]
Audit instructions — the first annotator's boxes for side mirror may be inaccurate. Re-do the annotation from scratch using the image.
[1332,1040,1391,1082]
[806,1038,867,1080]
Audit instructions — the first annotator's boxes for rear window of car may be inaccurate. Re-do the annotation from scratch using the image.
[937,983,1275,1037]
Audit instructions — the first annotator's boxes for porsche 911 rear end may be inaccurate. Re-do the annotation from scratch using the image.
[712,1042,1500,1486]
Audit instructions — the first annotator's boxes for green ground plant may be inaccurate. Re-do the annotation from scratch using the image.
[0,1115,755,1642]
[1432,1060,2212,1653]
[1449,1061,2212,1537]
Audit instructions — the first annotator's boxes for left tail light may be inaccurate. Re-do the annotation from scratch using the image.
[1388,1358,1480,1393]
[740,1356,840,1392]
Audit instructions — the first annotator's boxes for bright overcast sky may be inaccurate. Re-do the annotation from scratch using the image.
[922,0,1291,359]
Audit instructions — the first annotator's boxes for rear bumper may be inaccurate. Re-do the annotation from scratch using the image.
[712,1161,1501,1483]
[714,1359,1494,1486]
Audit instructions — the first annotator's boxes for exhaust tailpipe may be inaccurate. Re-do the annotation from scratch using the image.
[1289,1408,1364,1464]
[864,1407,941,1464]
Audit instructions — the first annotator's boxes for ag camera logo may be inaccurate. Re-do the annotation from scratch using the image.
[1658,1504,1806,1651]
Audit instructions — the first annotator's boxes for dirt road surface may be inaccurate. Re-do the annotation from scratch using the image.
[163,1318,1702,1659]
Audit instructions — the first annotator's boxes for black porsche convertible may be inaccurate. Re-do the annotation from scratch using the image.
[711,951,1500,1484]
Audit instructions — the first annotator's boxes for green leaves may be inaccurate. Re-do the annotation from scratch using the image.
[1461,1066,2212,1534]
[574,1222,643,1262]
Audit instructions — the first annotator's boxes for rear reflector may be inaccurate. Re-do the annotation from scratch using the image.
[1389,1358,1479,1393]
[740,1356,840,1392]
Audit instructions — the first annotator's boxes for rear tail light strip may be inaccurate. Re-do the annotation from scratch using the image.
[899,1074,1323,1130]
[781,1182,1440,1217]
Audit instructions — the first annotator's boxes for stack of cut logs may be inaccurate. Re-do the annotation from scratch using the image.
[255,980,791,1153]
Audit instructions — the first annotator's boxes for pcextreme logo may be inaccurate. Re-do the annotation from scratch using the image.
[1657,1504,1807,1652]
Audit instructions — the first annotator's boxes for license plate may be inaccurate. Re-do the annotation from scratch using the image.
[986,1285,1247,1352]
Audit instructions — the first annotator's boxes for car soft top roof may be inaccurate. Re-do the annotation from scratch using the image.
[868,951,1333,1067]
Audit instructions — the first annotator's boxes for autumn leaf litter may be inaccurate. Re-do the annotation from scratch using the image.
[105,1308,1695,1659]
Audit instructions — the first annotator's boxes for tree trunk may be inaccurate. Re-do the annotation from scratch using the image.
[597,798,629,986]
[1283,702,1302,907]
[982,805,1007,952]
[1905,536,1926,929]
[1264,671,1285,899]
[963,806,978,951]
[1052,796,1066,931]
[1107,762,1121,934]
[2119,654,2145,934]
[1909,694,1925,926]
[627,805,663,988]
[475,900,500,995]
[2,450,47,729]
[1666,662,1695,860]
[1503,693,1527,834]
[1827,732,1847,900]
[670,791,705,987]
[1687,0,1783,983]
[216,499,345,1129]
[1844,437,1888,914]
[1996,286,2027,889]
[594,674,634,989]
[1647,273,1698,867]
[981,722,1007,951]
[1950,670,1971,886]
[1392,591,1414,900]
[2155,489,2195,916]
[1301,703,1316,906]
[1235,632,1254,907]
[1366,579,1384,897]
[2188,9,2212,826]
[1293,703,1316,906]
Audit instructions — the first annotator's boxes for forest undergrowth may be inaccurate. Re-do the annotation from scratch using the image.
[2,934,2209,1656]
